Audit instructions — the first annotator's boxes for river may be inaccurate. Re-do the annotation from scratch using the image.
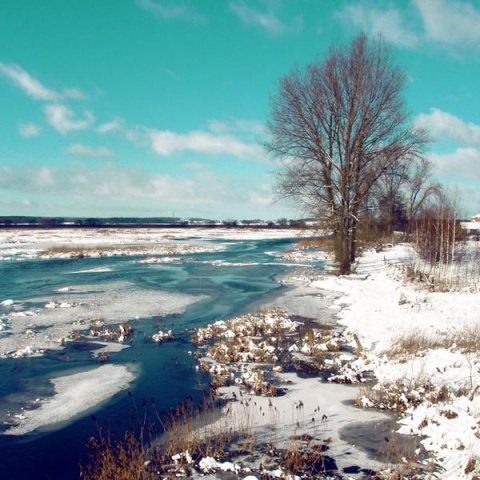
[0,235,324,479]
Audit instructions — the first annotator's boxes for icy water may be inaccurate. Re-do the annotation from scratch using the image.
[0,236,322,479]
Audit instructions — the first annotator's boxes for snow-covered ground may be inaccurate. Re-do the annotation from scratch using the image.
[310,244,480,479]
[0,227,304,261]
[188,243,480,479]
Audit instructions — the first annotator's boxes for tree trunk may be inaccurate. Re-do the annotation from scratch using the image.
[334,227,352,275]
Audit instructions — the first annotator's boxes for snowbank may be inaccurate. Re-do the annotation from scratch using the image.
[309,244,480,479]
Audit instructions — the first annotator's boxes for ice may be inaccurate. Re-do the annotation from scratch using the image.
[70,266,113,274]
[0,227,304,261]
[0,280,205,357]
[206,375,391,474]
[3,364,136,435]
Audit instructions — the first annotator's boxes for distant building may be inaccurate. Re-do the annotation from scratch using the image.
[460,213,480,236]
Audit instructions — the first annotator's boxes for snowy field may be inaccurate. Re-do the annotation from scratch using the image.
[313,244,480,479]
[196,243,480,479]
[0,227,304,261]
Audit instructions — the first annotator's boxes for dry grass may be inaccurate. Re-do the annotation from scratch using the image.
[454,323,480,354]
[80,427,154,480]
[387,324,480,361]
[43,245,147,257]
[387,330,447,359]
[358,378,452,413]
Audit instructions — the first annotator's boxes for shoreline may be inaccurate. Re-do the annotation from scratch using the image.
[188,264,406,478]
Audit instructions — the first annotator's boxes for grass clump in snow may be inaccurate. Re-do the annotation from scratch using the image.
[80,396,340,479]
[387,324,480,361]
[387,330,447,360]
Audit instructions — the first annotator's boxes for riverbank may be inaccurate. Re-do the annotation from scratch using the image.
[184,243,480,479]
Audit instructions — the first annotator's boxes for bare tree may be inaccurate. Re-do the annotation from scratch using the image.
[266,34,428,273]
[373,162,410,236]
[404,157,440,237]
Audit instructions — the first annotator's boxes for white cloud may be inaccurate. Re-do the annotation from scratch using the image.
[415,108,480,146]
[0,163,295,219]
[62,87,88,100]
[96,118,124,135]
[0,62,87,101]
[0,62,59,101]
[136,0,206,24]
[66,144,113,158]
[229,1,303,35]
[336,3,419,47]
[148,128,265,160]
[18,122,42,138]
[413,0,480,48]
[428,148,480,181]
[43,104,95,135]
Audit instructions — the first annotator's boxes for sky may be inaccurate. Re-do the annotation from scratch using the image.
[0,0,479,221]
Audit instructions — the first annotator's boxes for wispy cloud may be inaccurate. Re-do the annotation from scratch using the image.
[336,2,419,48]
[66,144,113,158]
[0,162,290,219]
[147,128,265,160]
[43,104,95,135]
[208,119,266,136]
[0,163,263,206]
[96,118,124,135]
[0,62,87,101]
[18,122,42,138]
[415,108,480,146]
[413,0,480,49]
[136,0,206,24]
[0,62,59,101]
[229,1,303,36]
[62,87,88,100]
[428,148,480,182]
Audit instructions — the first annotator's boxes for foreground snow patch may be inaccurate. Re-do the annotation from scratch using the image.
[4,364,135,435]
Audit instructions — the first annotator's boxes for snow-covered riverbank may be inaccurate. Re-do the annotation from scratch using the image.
[312,244,480,479]
[187,243,480,479]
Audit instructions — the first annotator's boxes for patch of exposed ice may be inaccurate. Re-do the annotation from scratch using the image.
[0,280,205,357]
[70,266,113,274]
[3,364,136,435]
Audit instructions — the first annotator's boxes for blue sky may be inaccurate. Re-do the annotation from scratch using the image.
[1,0,479,220]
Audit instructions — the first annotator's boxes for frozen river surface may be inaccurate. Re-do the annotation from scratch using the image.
[0,229,317,479]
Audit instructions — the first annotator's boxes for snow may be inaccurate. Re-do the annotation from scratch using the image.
[0,280,204,357]
[0,227,304,261]
[305,243,480,479]
[3,364,136,435]
[193,242,480,479]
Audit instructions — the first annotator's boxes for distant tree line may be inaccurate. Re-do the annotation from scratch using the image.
[0,216,308,229]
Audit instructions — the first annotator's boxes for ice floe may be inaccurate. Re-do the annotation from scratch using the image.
[3,364,136,435]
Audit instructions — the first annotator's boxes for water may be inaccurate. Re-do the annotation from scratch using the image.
[0,236,323,479]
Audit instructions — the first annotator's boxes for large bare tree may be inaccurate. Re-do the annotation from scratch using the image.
[266,34,428,273]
